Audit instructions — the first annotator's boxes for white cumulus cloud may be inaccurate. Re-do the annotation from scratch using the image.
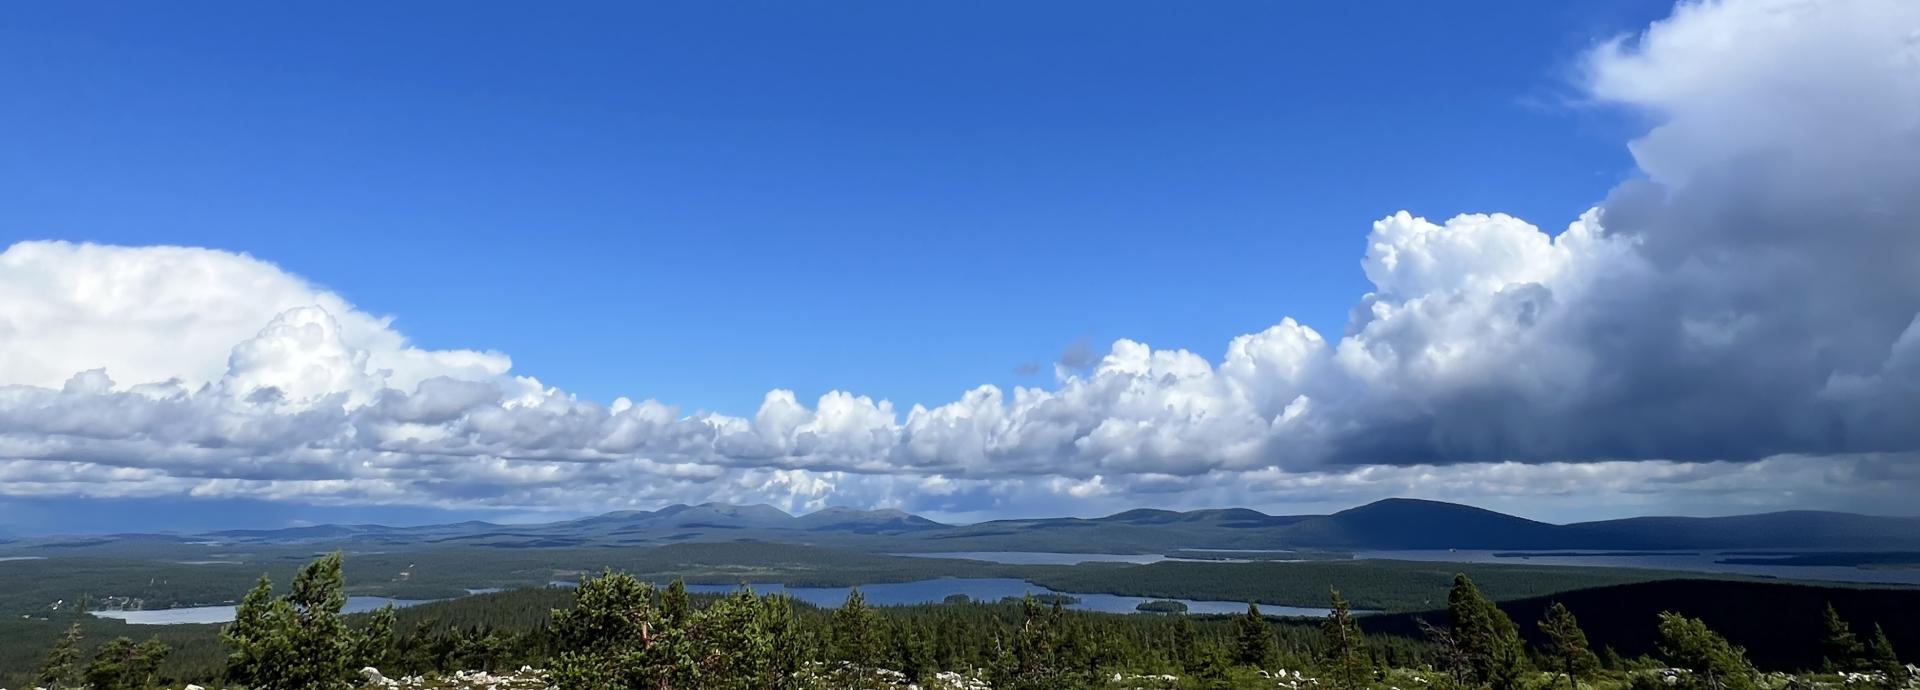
[0,0,1917,520]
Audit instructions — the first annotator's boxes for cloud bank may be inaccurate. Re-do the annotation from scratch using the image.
[2,0,1918,521]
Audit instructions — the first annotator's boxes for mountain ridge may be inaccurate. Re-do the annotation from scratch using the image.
[18,497,1916,553]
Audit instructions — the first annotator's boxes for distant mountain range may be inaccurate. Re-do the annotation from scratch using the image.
[47,497,1913,553]
[894,499,1920,552]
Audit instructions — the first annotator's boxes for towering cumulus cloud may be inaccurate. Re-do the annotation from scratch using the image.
[2,0,1917,519]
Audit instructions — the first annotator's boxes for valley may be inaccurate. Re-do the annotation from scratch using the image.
[3,498,1918,688]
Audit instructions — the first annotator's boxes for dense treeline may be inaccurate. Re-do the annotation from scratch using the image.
[1024,560,1728,612]
[9,555,1438,688]
[0,544,1017,614]
[0,542,1729,618]
[10,554,1916,689]
[1,543,1757,686]
[0,616,228,689]
[1363,579,1920,671]
[531,573,1443,690]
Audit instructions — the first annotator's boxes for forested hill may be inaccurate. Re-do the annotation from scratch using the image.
[8,498,1920,553]
[9,556,1917,689]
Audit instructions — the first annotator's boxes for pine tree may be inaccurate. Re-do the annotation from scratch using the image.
[1235,602,1274,668]
[219,553,366,690]
[85,638,139,690]
[1418,617,1472,689]
[549,569,659,690]
[1448,574,1528,690]
[1539,602,1599,690]
[221,574,284,688]
[1656,612,1757,690]
[998,596,1066,690]
[353,604,398,670]
[284,552,353,688]
[82,636,171,690]
[757,593,806,690]
[35,622,84,689]
[1321,588,1373,690]
[1867,625,1904,690]
[687,587,781,690]
[831,588,887,689]
[832,588,882,666]
[1824,604,1867,672]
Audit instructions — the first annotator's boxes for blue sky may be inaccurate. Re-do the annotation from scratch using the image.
[4,0,1917,532]
[2,1,1662,414]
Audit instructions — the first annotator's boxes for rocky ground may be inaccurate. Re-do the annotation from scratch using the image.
[5,663,1913,690]
[356,666,552,690]
[334,664,1920,690]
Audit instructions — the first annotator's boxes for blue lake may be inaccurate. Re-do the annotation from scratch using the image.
[102,577,1340,625]
[92,595,432,625]
[895,551,1170,565]
[83,547,1915,626]
[895,551,1301,565]
[678,577,1341,617]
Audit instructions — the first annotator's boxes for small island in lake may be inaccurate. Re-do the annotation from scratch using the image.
[1134,599,1188,613]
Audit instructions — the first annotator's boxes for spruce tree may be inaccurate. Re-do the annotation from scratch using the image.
[1172,613,1202,676]
[1235,602,1274,668]
[35,622,84,689]
[1321,587,1373,690]
[1448,574,1528,690]
[1054,603,1104,687]
[893,620,936,683]
[131,638,170,690]
[1824,604,1867,672]
[661,579,691,626]
[1602,646,1626,671]
[1539,602,1599,690]
[1867,625,1904,690]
